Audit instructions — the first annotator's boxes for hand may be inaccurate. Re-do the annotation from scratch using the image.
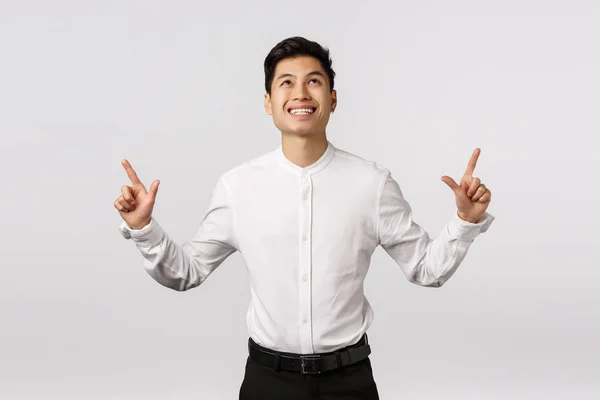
[441,148,492,223]
[113,159,160,229]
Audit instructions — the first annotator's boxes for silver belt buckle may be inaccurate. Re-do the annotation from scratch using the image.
[300,355,322,374]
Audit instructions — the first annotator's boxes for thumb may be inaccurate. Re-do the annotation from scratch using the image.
[441,176,459,192]
[148,179,160,200]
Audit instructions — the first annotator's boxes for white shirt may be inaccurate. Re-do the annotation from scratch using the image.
[118,141,494,354]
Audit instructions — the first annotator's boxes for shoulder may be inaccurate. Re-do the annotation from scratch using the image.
[331,144,391,180]
[218,146,280,186]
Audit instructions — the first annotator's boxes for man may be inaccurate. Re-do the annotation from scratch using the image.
[115,36,494,399]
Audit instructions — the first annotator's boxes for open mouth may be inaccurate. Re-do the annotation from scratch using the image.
[288,107,316,116]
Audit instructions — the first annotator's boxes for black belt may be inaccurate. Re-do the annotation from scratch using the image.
[248,334,371,374]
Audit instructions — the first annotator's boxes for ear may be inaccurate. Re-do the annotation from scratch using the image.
[264,93,273,115]
[330,89,337,112]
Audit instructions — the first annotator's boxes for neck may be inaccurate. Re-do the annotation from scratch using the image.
[281,132,328,168]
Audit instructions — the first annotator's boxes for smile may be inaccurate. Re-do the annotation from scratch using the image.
[288,107,316,116]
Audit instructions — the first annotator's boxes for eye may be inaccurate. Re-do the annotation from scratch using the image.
[281,80,291,86]
[309,78,320,84]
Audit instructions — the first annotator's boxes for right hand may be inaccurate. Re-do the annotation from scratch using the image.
[114,159,160,230]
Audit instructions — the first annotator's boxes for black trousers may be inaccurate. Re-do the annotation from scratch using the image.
[238,342,380,399]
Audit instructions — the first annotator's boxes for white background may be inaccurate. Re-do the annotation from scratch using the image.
[1,0,599,399]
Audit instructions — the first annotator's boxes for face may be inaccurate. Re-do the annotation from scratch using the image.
[264,56,337,137]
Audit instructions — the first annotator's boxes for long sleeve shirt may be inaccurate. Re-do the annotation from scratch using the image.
[118,141,495,354]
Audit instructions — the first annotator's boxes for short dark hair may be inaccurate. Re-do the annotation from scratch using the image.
[264,36,335,95]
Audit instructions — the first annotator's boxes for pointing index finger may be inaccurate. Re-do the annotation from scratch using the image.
[464,148,481,177]
[122,159,142,185]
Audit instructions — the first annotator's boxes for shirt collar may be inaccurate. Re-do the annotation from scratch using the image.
[277,140,336,177]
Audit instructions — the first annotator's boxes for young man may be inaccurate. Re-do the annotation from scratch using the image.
[115,36,494,399]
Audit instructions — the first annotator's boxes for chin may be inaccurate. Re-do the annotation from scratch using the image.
[288,123,326,136]
[274,118,326,137]
[285,129,320,137]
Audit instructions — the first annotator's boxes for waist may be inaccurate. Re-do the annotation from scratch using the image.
[248,334,371,374]
[245,300,375,353]
[249,333,369,357]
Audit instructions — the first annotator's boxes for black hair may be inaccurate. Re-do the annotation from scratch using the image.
[264,36,335,95]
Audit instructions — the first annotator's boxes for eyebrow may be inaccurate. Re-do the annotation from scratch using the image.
[276,71,326,81]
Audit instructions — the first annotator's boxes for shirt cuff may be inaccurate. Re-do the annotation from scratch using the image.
[118,217,164,247]
[446,211,495,242]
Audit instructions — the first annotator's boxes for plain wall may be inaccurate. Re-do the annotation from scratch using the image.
[1,1,599,398]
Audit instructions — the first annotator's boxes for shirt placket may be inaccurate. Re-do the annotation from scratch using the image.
[298,171,314,354]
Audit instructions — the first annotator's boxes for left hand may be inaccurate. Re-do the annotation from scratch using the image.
[441,148,492,223]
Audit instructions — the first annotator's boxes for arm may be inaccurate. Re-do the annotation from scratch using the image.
[118,176,238,291]
[378,173,494,287]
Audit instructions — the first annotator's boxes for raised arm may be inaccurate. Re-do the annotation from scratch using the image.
[378,149,494,287]
[115,160,237,291]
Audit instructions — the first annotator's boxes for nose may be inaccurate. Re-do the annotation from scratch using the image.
[292,83,311,101]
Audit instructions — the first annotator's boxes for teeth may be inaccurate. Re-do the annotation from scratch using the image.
[290,108,314,115]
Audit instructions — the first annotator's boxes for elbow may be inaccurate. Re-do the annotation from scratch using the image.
[158,276,203,292]
[169,272,205,291]
[408,273,445,288]
[146,267,203,292]
[407,251,455,288]
[149,250,210,291]
[171,280,196,292]
[421,279,445,288]
[406,258,449,288]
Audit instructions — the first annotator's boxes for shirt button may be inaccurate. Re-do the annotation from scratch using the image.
[302,234,308,242]
[302,275,308,283]
[302,317,309,324]
[304,193,309,201]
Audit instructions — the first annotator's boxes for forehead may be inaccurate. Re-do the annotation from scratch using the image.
[274,56,326,77]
